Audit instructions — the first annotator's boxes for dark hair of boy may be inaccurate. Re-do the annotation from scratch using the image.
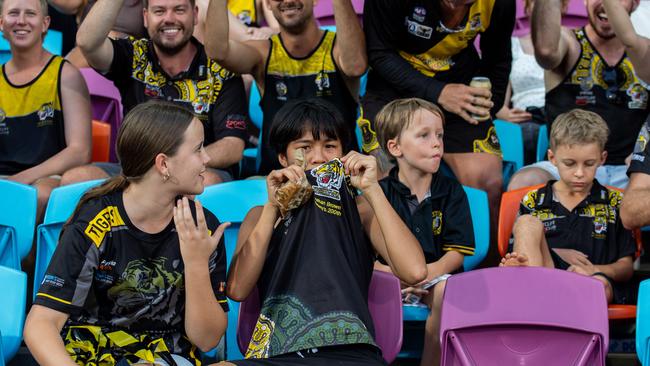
[269,98,353,157]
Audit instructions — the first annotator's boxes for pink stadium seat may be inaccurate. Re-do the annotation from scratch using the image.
[440,267,609,366]
[237,270,403,363]
[313,0,364,26]
[79,68,123,162]
[513,0,588,36]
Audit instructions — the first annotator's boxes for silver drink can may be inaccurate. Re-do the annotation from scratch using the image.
[469,76,492,121]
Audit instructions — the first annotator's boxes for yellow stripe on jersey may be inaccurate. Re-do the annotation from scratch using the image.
[84,206,126,247]
[36,292,72,305]
[399,0,496,77]
[442,244,476,255]
[0,56,64,117]
[228,0,257,25]
[267,31,337,77]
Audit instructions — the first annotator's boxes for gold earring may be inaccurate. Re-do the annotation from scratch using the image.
[163,173,170,182]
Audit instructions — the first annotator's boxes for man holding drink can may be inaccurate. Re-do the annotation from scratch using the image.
[360,0,516,266]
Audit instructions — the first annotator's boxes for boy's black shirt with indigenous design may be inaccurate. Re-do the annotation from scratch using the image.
[518,180,635,265]
[34,191,228,363]
[245,159,377,359]
[379,168,475,265]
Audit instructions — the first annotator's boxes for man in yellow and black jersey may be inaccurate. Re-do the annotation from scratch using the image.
[507,0,649,191]
[0,0,92,218]
[65,0,249,186]
[205,0,367,175]
[362,0,515,256]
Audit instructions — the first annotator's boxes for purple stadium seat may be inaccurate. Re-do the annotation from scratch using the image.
[441,267,609,366]
[237,270,403,363]
[79,68,123,162]
[313,0,364,26]
[513,0,588,36]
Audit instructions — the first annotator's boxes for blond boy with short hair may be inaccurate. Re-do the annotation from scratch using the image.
[501,109,635,304]
[375,98,475,366]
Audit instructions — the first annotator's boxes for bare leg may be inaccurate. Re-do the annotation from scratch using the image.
[591,275,614,303]
[420,280,447,366]
[210,362,238,366]
[502,215,555,267]
[444,152,502,266]
[507,167,554,191]
[203,170,226,186]
[33,177,60,222]
[60,165,109,186]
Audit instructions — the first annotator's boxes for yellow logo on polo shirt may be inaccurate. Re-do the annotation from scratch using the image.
[84,206,125,247]
[432,211,443,235]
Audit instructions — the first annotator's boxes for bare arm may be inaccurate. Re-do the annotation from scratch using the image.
[258,0,279,30]
[331,0,367,78]
[595,256,634,283]
[8,63,92,185]
[76,0,123,72]
[204,136,245,169]
[204,0,267,78]
[227,166,304,301]
[345,152,426,286]
[531,0,572,70]
[603,0,650,83]
[47,0,86,15]
[175,198,229,351]
[24,305,77,366]
[621,172,650,228]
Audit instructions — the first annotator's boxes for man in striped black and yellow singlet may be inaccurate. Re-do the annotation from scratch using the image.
[0,0,92,219]
[205,0,367,174]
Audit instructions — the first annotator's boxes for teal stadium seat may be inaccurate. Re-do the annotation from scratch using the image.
[0,265,27,366]
[33,180,104,298]
[494,119,524,187]
[197,179,268,360]
[0,30,63,64]
[637,280,650,364]
[399,185,490,357]
[0,181,37,270]
[536,124,549,162]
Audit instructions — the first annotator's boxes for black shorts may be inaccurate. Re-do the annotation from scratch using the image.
[361,93,502,156]
[230,344,386,366]
[550,251,632,305]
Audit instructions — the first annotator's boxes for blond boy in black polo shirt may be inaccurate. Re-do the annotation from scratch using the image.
[501,109,635,304]
[374,98,475,366]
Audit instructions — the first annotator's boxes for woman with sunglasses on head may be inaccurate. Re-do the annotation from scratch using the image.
[24,100,230,366]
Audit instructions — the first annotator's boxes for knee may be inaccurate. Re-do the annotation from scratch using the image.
[60,165,107,186]
[33,180,59,208]
[203,171,224,186]
[507,168,551,191]
[513,214,543,233]
[431,280,447,312]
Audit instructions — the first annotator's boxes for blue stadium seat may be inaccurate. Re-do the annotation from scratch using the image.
[0,181,37,270]
[0,265,27,366]
[197,180,268,360]
[242,82,263,175]
[536,124,549,162]
[0,30,63,64]
[494,119,524,187]
[33,180,104,298]
[637,279,650,365]
[399,185,490,357]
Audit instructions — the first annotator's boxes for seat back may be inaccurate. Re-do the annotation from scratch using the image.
[536,125,549,162]
[637,279,650,365]
[0,266,27,365]
[0,181,37,269]
[494,119,524,172]
[92,120,111,162]
[313,0,364,26]
[237,270,403,363]
[441,267,608,366]
[462,186,490,271]
[34,180,104,298]
[79,68,123,162]
[197,179,268,360]
[0,30,63,64]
